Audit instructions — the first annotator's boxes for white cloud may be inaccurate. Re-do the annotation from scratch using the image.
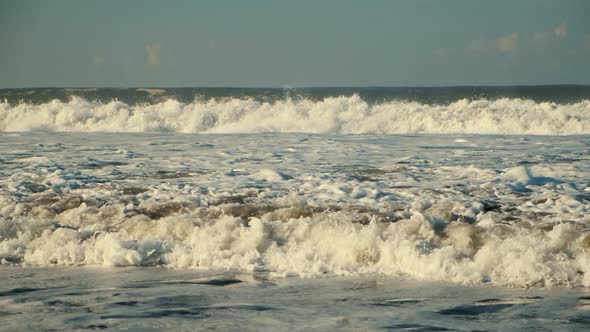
[145,43,161,67]
[92,55,104,67]
[468,22,569,56]
[554,22,567,38]
[496,32,519,54]
[528,22,568,50]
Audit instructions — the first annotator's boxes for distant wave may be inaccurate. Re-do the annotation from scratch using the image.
[1,95,589,135]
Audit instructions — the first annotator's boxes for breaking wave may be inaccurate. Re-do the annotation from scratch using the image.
[2,198,590,288]
[1,95,589,135]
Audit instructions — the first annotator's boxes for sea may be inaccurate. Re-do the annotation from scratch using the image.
[1,86,590,331]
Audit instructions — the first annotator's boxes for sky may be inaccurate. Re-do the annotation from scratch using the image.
[1,0,589,88]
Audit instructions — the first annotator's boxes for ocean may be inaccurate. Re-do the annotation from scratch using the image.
[1,86,590,330]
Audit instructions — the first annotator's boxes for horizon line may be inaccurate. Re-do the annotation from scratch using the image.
[2,83,590,90]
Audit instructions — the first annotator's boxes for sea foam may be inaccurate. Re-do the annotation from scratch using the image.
[1,95,589,135]
[1,132,589,287]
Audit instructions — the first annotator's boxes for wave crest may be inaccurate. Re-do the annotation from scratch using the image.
[1,96,589,135]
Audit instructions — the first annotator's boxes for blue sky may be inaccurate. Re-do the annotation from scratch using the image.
[1,0,589,87]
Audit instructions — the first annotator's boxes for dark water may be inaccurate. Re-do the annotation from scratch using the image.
[1,85,589,105]
[2,266,589,331]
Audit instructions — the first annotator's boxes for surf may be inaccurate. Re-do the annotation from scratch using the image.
[1,95,589,135]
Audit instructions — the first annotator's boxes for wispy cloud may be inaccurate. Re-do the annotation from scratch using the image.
[554,22,567,38]
[467,39,484,52]
[145,43,161,67]
[467,22,569,55]
[496,32,519,54]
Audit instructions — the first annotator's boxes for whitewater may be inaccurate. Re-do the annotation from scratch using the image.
[1,95,589,134]
[2,88,590,330]
[2,131,590,286]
